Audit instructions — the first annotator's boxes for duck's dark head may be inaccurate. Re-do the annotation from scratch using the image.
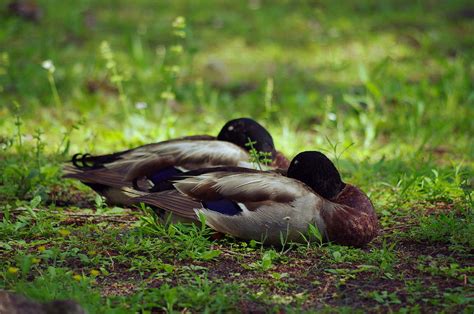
[287,151,345,199]
[217,118,277,158]
[288,151,378,247]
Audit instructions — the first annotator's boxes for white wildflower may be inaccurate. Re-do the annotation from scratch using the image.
[41,60,55,73]
[135,102,148,110]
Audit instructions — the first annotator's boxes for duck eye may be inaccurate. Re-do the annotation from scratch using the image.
[228,126,234,131]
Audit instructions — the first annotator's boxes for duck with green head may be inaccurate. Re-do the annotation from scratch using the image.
[63,118,289,206]
[131,151,379,247]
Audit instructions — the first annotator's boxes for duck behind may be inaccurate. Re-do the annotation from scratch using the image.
[63,118,289,206]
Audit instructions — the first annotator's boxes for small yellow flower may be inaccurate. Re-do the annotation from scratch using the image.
[161,90,176,101]
[172,16,186,29]
[59,229,71,236]
[90,269,100,277]
[38,245,46,252]
[170,45,183,54]
[165,65,180,74]
[174,30,186,38]
[87,250,97,256]
[8,267,19,274]
[32,258,41,264]
[73,274,82,281]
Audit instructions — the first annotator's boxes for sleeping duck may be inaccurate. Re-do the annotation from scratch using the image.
[130,151,379,247]
[63,118,289,206]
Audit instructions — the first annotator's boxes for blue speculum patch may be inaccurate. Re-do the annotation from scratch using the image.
[149,166,183,186]
[202,199,243,216]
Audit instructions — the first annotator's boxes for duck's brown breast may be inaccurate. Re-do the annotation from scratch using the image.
[321,184,379,247]
[272,150,290,169]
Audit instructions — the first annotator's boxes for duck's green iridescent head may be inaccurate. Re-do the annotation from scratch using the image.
[217,117,277,158]
[287,151,346,199]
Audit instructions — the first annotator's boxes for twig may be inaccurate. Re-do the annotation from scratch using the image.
[382,223,418,232]
[65,217,135,224]
[106,250,115,271]
[11,207,136,223]
[219,248,255,258]
[63,212,135,218]
[321,279,332,296]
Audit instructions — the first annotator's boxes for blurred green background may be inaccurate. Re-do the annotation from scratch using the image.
[0,0,473,191]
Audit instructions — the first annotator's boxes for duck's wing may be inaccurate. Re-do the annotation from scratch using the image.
[69,135,216,169]
[63,161,140,188]
[123,140,251,181]
[63,164,132,187]
[171,171,309,203]
[178,135,216,141]
[64,139,249,186]
[131,169,309,214]
[132,170,318,236]
[125,188,203,220]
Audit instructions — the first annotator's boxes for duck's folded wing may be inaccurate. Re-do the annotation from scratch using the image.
[131,172,318,243]
[131,170,310,213]
[131,190,203,220]
[63,139,250,189]
[173,171,310,203]
[124,140,250,181]
[63,164,133,188]
[178,135,216,141]
[71,135,216,168]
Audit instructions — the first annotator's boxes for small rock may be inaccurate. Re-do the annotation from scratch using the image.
[7,0,43,22]
[0,291,85,314]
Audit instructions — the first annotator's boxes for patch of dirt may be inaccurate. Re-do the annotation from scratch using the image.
[99,265,141,297]
[48,185,96,208]
[101,281,138,297]
[58,212,137,227]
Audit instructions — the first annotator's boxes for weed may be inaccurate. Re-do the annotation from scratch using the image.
[247,249,280,271]
[409,211,474,251]
[100,41,129,116]
[133,207,221,261]
[299,223,324,248]
[41,60,62,108]
[417,256,474,280]
[367,290,401,306]
[245,138,272,170]
[131,276,238,313]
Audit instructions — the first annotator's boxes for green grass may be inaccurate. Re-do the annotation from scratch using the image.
[1,0,473,312]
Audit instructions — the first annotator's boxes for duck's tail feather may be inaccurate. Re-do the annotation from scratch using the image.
[70,150,130,169]
[63,164,84,177]
[62,164,131,188]
[121,187,148,198]
[130,190,201,221]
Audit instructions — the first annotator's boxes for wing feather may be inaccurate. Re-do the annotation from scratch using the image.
[63,164,131,188]
[133,190,201,220]
[64,140,251,193]
[173,171,310,203]
[125,140,249,180]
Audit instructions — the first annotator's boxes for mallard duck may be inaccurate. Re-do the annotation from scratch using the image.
[63,118,289,206]
[130,151,379,247]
